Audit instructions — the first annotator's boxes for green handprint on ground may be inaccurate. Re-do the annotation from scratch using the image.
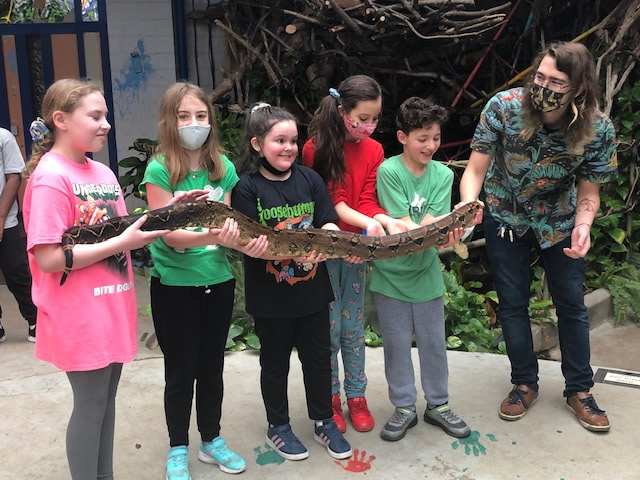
[254,443,285,466]
[451,431,498,457]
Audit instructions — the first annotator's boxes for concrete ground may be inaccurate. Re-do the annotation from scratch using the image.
[1,277,639,480]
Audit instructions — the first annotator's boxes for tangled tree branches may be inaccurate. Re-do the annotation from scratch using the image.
[192,0,635,149]
[592,0,640,116]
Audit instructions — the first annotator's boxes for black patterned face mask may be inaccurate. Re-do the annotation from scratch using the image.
[530,84,571,112]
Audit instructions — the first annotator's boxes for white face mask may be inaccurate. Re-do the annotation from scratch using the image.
[178,124,211,150]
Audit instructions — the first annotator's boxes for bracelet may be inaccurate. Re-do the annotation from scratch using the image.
[575,222,591,229]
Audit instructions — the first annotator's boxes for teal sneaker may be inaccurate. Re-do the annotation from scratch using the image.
[198,436,247,474]
[166,445,190,480]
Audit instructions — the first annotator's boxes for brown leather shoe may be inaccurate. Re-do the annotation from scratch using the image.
[499,385,538,420]
[566,392,610,432]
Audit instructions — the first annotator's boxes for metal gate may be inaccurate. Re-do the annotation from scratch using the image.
[0,0,117,172]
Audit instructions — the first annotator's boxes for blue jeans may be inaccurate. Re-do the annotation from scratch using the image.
[484,215,593,396]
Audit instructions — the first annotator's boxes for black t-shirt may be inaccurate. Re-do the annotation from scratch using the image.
[231,164,338,318]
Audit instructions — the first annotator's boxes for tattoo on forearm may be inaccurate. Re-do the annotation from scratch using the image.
[577,198,596,213]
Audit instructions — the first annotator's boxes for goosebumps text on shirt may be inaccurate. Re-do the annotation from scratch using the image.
[256,197,315,225]
[72,182,128,280]
[256,197,318,286]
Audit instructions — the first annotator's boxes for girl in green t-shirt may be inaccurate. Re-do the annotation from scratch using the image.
[140,82,264,480]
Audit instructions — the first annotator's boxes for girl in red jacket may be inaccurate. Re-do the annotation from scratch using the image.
[302,75,407,433]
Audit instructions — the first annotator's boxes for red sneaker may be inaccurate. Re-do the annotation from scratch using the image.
[332,393,347,433]
[347,397,375,432]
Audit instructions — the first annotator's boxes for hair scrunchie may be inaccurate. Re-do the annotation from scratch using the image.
[329,88,340,100]
[251,102,271,113]
[29,118,52,145]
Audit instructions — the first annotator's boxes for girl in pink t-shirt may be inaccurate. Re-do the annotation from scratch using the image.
[22,79,170,480]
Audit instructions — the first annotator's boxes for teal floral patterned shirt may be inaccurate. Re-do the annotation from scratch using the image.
[471,88,618,249]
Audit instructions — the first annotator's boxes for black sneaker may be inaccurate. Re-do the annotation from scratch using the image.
[424,404,470,438]
[380,407,418,441]
[0,322,6,343]
[28,323,36,343]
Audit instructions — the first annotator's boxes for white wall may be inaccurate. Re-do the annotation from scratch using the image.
[105,0,176,177]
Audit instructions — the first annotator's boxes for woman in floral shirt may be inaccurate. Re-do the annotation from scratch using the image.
[460,41,617,432]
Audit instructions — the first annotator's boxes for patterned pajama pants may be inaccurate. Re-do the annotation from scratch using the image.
[326,258,367,398]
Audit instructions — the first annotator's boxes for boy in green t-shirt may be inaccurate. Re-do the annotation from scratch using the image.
[371,97,471,441]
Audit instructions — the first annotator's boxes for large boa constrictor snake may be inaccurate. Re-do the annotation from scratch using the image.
[60,200,482,285]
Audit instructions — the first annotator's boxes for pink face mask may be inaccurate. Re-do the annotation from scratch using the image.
[343,114,377,141]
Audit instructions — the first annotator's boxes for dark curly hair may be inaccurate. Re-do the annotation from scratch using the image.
[396,96,448,134]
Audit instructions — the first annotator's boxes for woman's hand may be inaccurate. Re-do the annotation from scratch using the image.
[241,235,269,258]
[345,255,365,264]
[384,217,410,235]
[454,200,484,226]
[363,219,386,237]
[168,189,210,205]
[119,215,170,251]
[438,227,465,251]
[563,223,591,259]
[208,217,240,247]
[293,250,327,264]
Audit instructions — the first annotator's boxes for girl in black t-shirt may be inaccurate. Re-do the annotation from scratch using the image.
[232,103,354,462]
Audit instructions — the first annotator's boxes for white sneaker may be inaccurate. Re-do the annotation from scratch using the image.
[28,323,36,343]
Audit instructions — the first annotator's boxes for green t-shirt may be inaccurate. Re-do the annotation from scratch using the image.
[140,154,239,286]
[370,154,453,303]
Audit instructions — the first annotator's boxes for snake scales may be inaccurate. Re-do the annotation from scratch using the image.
[60,200,482,284]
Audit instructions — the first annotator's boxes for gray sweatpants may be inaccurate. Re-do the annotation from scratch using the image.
[374,293,449,408]
[66,363,122,480]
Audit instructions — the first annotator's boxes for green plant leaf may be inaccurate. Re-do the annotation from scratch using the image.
[485,290,499,303]
[229,340,247,352]
[227,323,243,339]
[118,156,144,168]
[610,244,628,253]
[244,332,261,350]
[225,337,235,349]
[465,340,478,352]
[607,228,626,244]
[615,186,630,200]
[446,335,462,349]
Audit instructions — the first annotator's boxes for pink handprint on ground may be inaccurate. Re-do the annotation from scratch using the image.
[335,448,375,473]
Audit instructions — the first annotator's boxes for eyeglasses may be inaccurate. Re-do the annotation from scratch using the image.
[533,72,570,91]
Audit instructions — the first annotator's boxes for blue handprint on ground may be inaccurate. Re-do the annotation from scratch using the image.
[254,443,285,466]
[451,431,498,456]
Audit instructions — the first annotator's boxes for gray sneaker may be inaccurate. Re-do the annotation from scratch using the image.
[424,404,470,438]
[380,407,417,441]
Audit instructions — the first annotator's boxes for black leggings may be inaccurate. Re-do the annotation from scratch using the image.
[66,363,122,480]
[151,277,235,446]
[254,307,333,426]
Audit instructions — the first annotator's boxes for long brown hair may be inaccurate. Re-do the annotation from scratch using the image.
[156,82,225,186]
[24,79,103,178]
[308,75,382,184]
[521,42,600,155]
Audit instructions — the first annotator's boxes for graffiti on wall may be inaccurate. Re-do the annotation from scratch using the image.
[113,38,155,119]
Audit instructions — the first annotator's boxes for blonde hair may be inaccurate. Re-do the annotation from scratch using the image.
[155,82,225,186]
[520,42,599,155]
[24,79,103,178]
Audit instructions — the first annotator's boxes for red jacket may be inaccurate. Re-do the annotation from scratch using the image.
[302,137,387,233]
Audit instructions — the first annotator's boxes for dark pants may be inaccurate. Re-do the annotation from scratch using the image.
[66,363,122,480]
[0,224,37,324]
[484,214,593,397]
[254,307,333,426]
[151,277,235,446]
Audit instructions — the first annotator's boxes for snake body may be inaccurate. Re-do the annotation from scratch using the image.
[60,200,481,284]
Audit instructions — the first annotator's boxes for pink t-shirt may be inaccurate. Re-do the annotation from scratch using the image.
[23,152,137,372]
